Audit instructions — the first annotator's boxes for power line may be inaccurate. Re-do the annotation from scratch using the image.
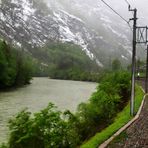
[100,0,132,31]
[100,0,128,23]
[124,0,131,6]
[127,22,133,31]
[130,0,146,26]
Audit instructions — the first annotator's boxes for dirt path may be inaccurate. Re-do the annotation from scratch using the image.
[107,82,148,148]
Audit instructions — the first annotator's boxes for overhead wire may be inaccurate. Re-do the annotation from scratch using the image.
[129,0,148,47]
[131,0,147,27]
[101,0,147,57]
[123,0,133,30]
[124,0,147,32]
[127,0,148,62]
[124,0,131,7]
[100,0,132,31]
[100,0,128,23]
[100,0,148,70]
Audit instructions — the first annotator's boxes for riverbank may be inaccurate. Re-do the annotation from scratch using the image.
[0,77,97,143]
[0,71,132,148]
[81,85,144,148]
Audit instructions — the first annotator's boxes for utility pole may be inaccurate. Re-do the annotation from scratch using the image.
[145,45,148,93]
[129,7,137,116]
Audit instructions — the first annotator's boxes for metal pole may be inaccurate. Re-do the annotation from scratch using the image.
[130,8,137,116]
[145,45,148,93]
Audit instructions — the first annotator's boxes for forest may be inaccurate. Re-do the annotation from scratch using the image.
[0,40,103,89]
[0,40,34,89]
[31,42,101,82]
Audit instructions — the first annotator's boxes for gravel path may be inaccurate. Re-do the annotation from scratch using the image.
[107,82,148,148]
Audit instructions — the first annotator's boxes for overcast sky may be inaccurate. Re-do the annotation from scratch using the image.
[128,0,148,25]
[97,0,148,25]
[44,0,148,25]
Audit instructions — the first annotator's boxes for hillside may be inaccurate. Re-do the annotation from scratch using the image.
[31,42,100,80]
[0,0,144,68]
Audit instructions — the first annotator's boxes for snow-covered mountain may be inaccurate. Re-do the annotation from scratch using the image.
[0,0,144,67]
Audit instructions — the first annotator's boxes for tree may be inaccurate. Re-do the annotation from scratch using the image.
[112,58,122,71]
[0,40,34,88]
[0,41,17,87]
[8,103,80,148]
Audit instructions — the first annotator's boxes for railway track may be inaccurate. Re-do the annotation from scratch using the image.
[107,78,148,148]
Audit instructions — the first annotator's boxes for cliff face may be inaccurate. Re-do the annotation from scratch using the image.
[0,0,135,67]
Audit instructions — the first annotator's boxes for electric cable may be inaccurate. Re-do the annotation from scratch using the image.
[100,0,132,31]
[124,0,131,6]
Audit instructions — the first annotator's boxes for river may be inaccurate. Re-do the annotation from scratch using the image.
[0,77,97,143]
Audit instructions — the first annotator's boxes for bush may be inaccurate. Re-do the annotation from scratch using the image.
[7,103,80,148]
[76,71,131,140]
[2,71,131,147]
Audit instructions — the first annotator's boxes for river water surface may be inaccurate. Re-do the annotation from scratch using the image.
[0,77,97,143]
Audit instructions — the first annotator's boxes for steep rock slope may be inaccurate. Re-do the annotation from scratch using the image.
[0,0,134,67]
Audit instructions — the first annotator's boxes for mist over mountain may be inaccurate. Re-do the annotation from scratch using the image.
[0,0,147,68]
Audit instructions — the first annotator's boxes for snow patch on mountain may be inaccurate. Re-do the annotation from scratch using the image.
[0,0,138,68]
[121,55,128,60]
[60,10,85,24]
[53,10,103,66]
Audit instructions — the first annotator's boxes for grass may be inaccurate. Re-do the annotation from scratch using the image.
[81,85,144,148]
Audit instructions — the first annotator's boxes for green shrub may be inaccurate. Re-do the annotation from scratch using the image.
[81,85,144,148]
[7,103,80,148]
[75,71,131,141]
[2,71,131,147]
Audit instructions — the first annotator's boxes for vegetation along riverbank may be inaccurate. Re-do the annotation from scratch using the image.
[0,39,102,89]
[0,40,34,89]
[0,71,140,148]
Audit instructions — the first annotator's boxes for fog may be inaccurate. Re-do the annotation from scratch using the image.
[44,0,148,26]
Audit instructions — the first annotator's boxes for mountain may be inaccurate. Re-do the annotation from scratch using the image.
[0,0,145,68]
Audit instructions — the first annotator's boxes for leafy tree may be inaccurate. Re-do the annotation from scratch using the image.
[7,103,80,148]
[0,40,34,88]
[112,58,122,71]
[0,41,17,87]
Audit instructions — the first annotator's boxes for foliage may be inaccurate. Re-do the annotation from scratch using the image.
[127,59,145,72]
[4,103,79,148]
[1,71,132,147]
[0,41,17,87]
[32,42,100,81]
[112,58,122,71]
[0,40,34,88]
[0,143,7,148]
[81,85,144,148]
[15,55,34,86]
[76,71,131,140]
